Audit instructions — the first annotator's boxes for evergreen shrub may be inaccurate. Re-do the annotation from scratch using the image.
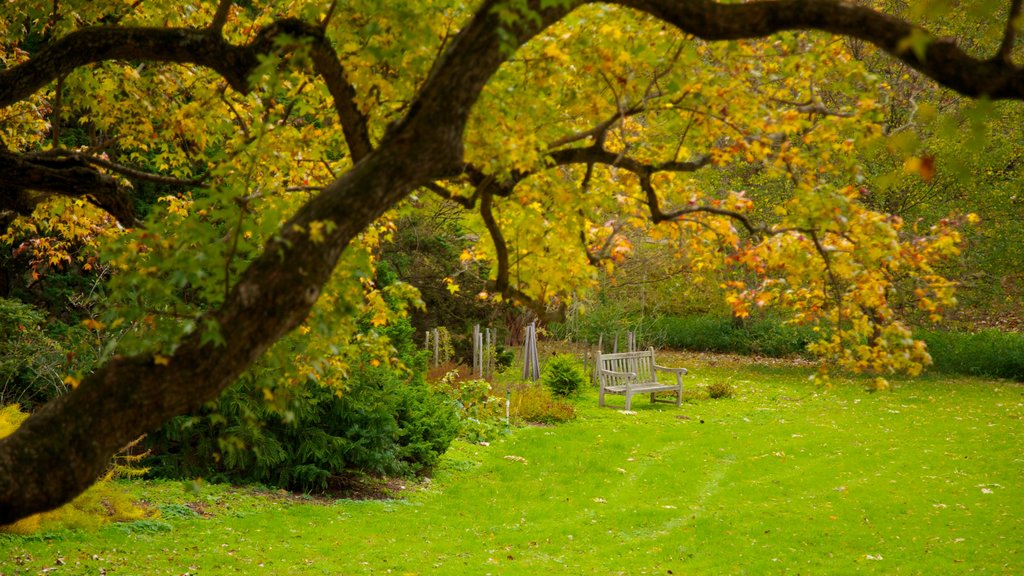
[542,354,586,397]
[145,319,460,492]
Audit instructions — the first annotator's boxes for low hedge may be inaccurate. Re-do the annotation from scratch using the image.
[652,314,817,358]
[654,314,1024,381]
[916,328,1024,381]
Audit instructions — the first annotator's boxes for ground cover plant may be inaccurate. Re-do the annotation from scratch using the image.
[3,352,1020,574]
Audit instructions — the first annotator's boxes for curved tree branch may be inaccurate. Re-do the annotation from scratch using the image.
[0,18,372,162]
[614,0,1024,99]
[0,150,138,226]
[479,185,510,295]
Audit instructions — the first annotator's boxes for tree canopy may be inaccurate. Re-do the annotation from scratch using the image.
[1,0,1023,523]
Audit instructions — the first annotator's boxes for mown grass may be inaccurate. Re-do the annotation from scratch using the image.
[3,352,1022,575]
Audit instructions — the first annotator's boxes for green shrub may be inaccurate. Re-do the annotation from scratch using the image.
[542,354,586,397]
[706,382,736,399]
[147,362,460,492]
[429,370,506,443]
[494,346,515,373]
[509,383,576,424]
[146,318,461,492]
[917,328,1024,381]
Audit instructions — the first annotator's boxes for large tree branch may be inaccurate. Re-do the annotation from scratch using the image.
[0,150,138,226]
[0,18,372,162]
[615,0,1024,100]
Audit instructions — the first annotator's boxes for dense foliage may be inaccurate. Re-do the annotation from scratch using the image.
[146,320,460,491]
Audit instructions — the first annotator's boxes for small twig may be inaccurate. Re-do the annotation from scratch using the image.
[80,154,207,187]
[219,86,251,141]
[320,0,338,30]
[108,0,144,25]
[809,230,844,310]
[51,75,63,148]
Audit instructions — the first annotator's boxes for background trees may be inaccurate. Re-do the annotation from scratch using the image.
[1,0,1023,523]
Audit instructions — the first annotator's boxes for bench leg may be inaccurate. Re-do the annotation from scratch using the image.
[599,386,606,407]
[676,387,682,407]
[650,392,656,404]
[624,391,632,411]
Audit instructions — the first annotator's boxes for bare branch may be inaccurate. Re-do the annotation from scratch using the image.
[656,204,760,236]
[308,38,373,161]
[209,0,232,35]
[79,154,207,188]
[998,0,1023,64]
[424,182,474,208]
[808,230,845,310]
[547,104,645,149]
[583,219,627,265]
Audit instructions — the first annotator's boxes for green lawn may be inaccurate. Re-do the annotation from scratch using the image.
[3,352,1023,574]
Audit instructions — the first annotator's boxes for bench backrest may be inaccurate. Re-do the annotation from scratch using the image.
[597,348,657,385]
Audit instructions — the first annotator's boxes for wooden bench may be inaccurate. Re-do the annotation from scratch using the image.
[596,348,687,410]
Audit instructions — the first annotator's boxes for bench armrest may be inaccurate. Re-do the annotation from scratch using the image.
[654,364,688,375]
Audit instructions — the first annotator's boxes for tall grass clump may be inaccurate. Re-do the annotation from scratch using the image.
[508,383,576,425]
[917,328,1024,381]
